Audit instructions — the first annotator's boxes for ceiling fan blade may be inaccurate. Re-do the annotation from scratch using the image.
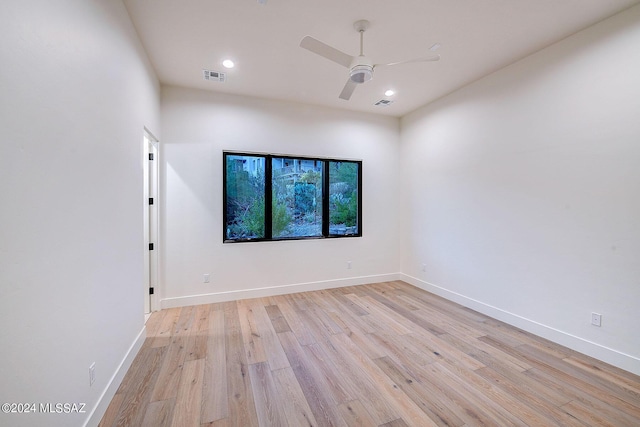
[375,53,440,68]
[300,36,353,68]
[339,79,358,101]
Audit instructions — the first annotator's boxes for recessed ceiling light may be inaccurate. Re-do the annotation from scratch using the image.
[222,59,235,69]
[384,89,395,97]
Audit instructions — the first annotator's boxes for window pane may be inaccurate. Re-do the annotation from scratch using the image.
[329,161,359,235]
[225,154,265,240]
[272,158,323,238]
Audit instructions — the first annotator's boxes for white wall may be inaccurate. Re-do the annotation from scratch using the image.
[0,1,160,426]
[160,86,401,307]
[400,5,640,375]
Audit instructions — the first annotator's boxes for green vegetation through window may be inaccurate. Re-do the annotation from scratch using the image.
[224,152,361,242]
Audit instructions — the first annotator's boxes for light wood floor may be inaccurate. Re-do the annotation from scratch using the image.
[99,281,640,426]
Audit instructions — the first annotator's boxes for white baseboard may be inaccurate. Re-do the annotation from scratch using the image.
[83,326,147,427]
[160,273,402,309]
[400,273,640,376]
[158,272,639,375]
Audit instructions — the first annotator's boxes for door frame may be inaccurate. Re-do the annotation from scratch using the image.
[143,128,159,313]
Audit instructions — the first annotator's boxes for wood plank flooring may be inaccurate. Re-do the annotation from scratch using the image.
[99,281,640,426]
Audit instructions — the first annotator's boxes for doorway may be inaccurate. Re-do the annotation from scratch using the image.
[143,129,159,314]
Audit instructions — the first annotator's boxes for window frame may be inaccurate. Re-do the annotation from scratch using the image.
[223,151,362,243]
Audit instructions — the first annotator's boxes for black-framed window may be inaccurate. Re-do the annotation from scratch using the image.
[224,152,362,242]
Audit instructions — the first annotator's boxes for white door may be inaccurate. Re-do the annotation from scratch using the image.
[143,130,159,313]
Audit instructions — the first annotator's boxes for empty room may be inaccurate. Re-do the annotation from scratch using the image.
[1,0,639,426]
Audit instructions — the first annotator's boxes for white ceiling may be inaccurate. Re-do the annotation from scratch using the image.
[123,0,639,117]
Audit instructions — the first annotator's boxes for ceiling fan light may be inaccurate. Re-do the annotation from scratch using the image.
[350,64,373,83]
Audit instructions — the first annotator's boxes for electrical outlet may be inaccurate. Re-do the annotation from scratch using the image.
[347,261,352,270]
[591,312,602,327]
[89,363,96,386]
[203,274,210,283]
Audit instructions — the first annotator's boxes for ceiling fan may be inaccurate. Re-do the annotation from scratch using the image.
[300,19,440,101]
